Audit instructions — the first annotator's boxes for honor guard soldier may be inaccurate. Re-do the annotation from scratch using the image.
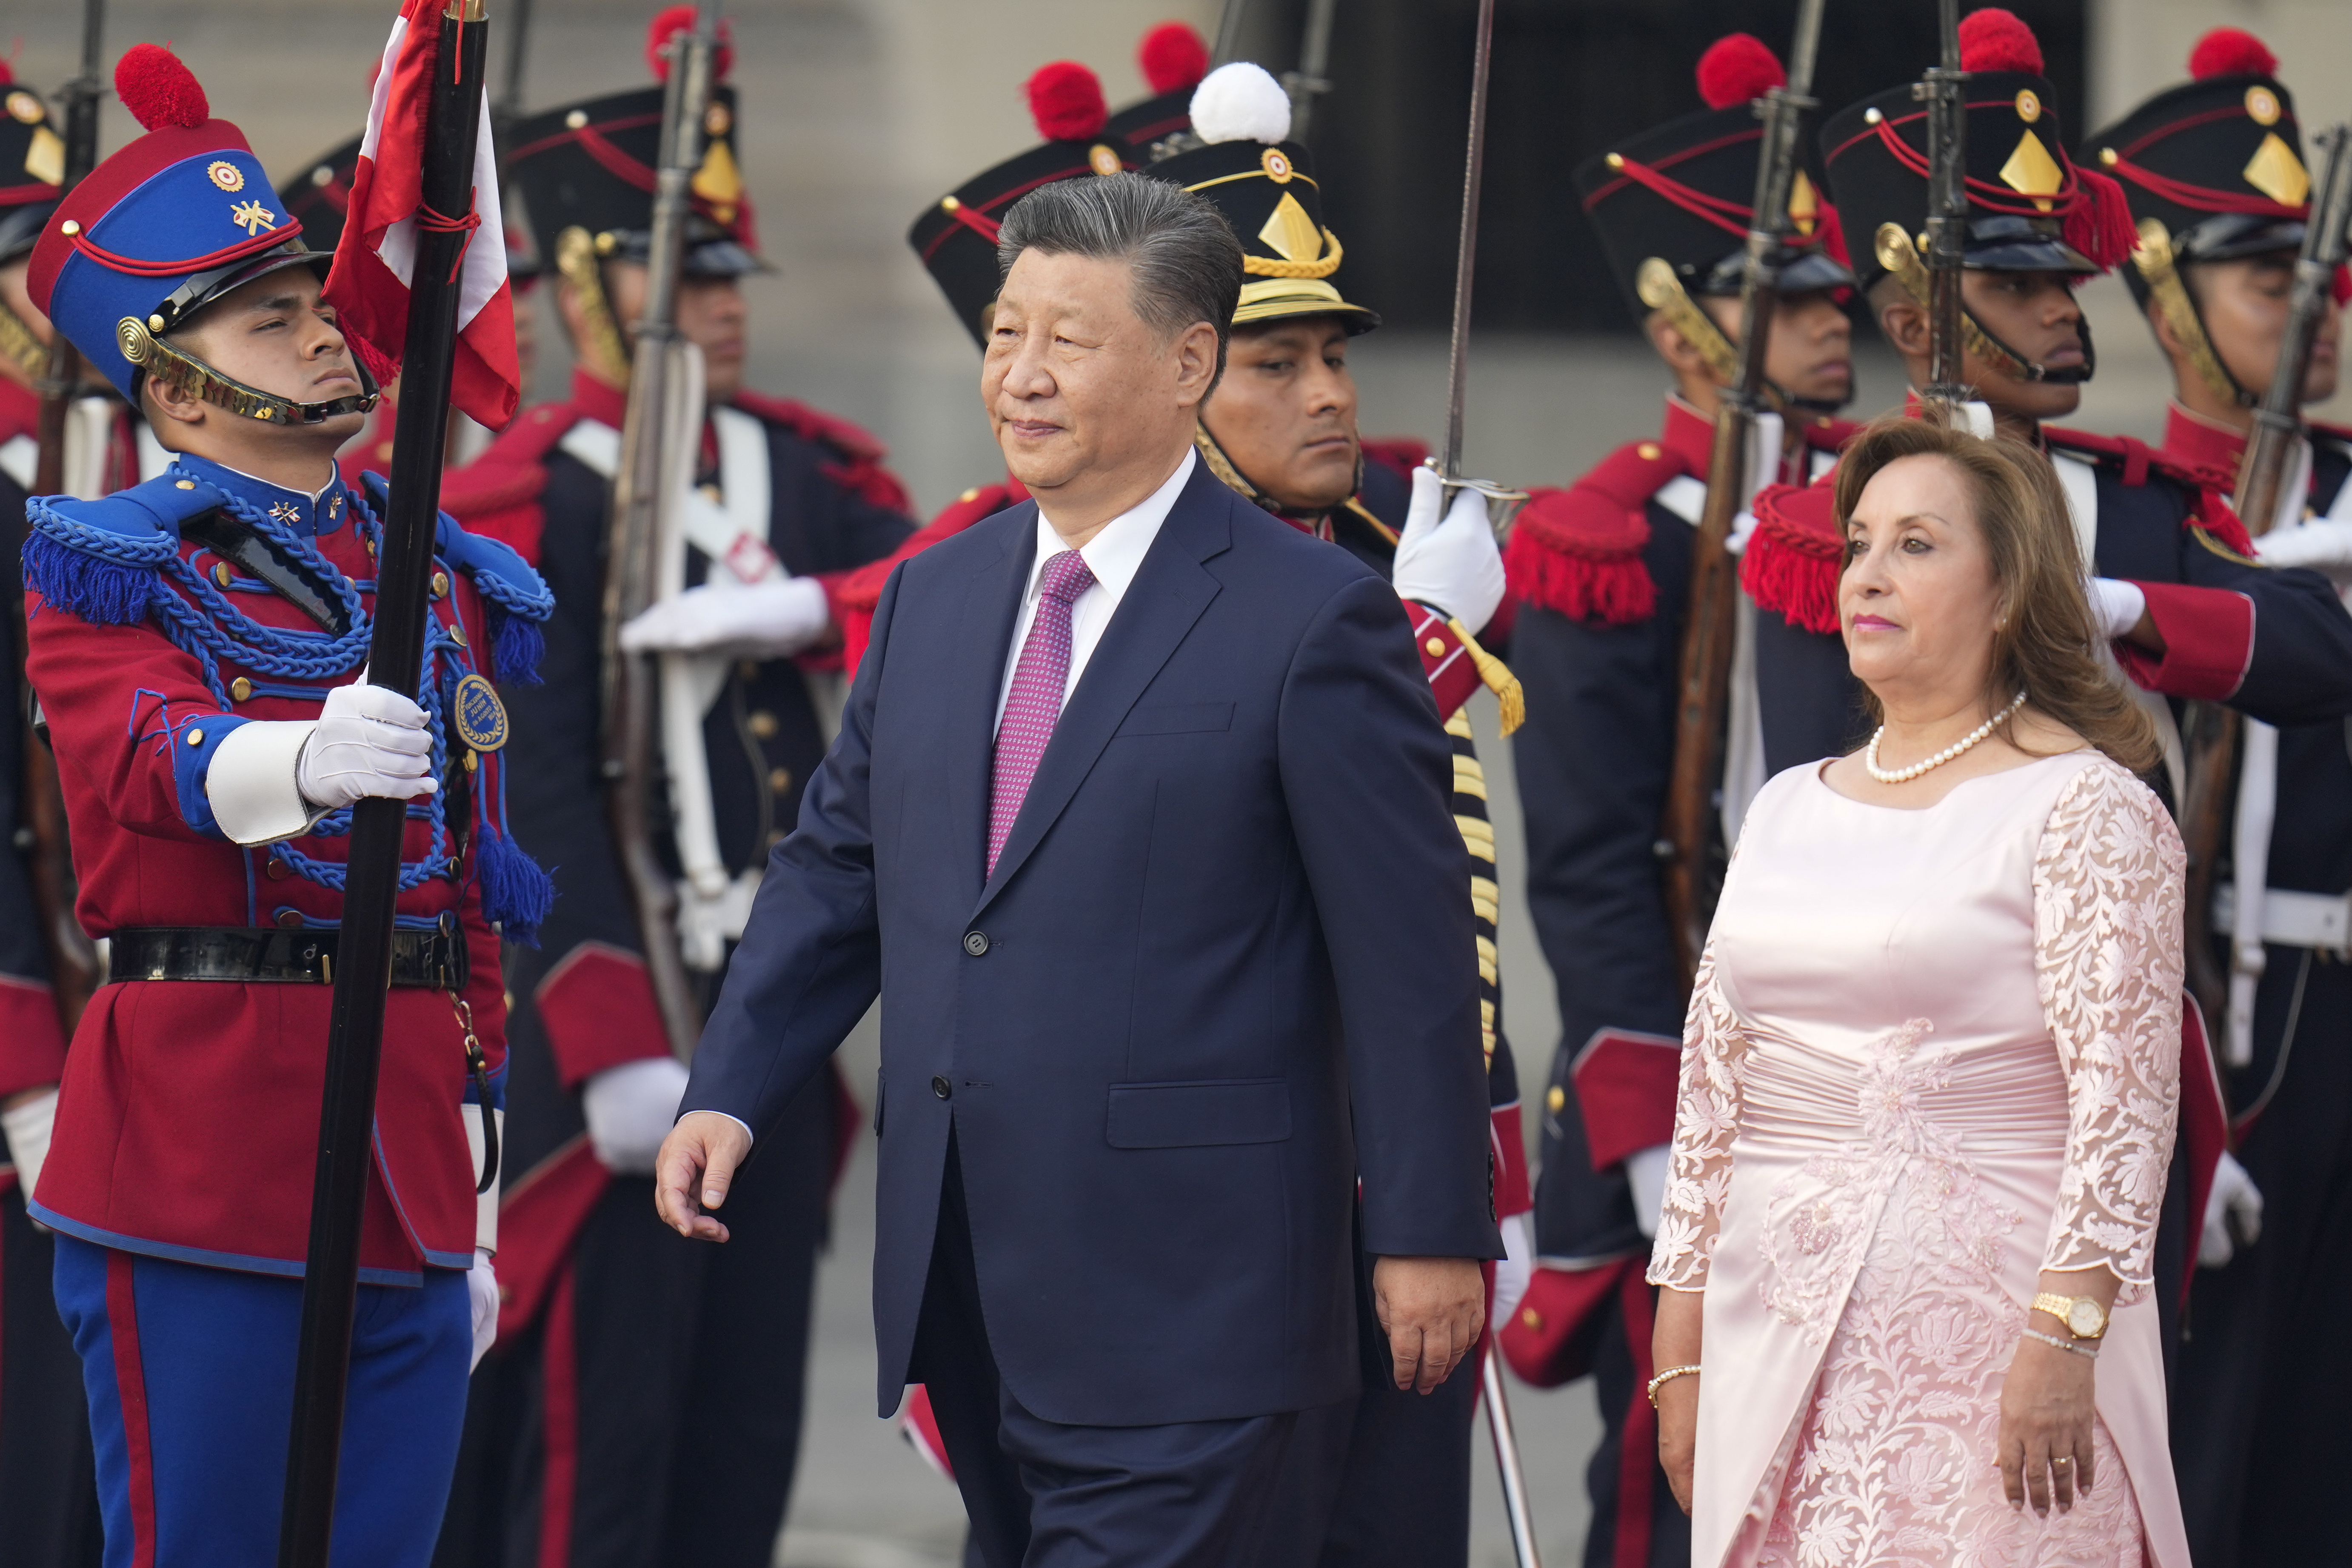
[1496,35,1859,1568]
[0,60,105,1568]
[437,11,917,1565]
[2093,31,2352,1564]
[15,44,550,1567]
[1139,60,1531,1568]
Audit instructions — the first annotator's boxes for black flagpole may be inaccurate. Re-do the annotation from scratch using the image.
[276,4,490,1563]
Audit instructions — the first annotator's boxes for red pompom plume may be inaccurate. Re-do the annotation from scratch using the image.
[2189,28,2277,82]
[646,6,736,84]
[1958,9,2043,75]
[1025,61,1107,142]
[1138,22,1209,96]
[115,43,209,131]
[1695,34,1784,111]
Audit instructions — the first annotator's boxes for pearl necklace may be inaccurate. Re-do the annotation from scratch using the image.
[1865,691,2029,784]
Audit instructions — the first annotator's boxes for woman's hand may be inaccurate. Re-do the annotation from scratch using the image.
[1653,1286,1705,1515]
[1996,1334,2098,1514]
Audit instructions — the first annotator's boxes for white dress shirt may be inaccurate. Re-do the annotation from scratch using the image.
[993,448,1195,735]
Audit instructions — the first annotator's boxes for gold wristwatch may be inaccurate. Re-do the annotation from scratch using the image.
[2031,1292,2109,1340]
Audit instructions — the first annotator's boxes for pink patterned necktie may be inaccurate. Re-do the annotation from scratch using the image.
[989,548,1097,875]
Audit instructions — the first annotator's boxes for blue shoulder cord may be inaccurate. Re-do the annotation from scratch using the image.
[148,468,459,894]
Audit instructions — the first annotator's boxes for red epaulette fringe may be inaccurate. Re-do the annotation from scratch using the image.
[1740,478,1843,634]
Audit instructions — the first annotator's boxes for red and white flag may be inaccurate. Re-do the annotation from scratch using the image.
[325,0,519,430]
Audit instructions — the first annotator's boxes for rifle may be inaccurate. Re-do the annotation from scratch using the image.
[1282,0,1337,142]
[599,2,721,1060]
[1655,0,1827,988]
[1917,0,1970,411]
[1209,0,1250,69]
[495,0,534,135]
[279,4,491,1562]
[14,0,107,1037]
[2178,123,2352,1049]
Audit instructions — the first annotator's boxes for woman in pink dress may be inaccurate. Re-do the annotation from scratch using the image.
[1647,414,2192,1567]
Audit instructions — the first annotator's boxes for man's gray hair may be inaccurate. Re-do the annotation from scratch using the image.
[996,174,1243,368]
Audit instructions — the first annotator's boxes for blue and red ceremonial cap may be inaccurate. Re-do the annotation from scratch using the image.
[26,45,327,401]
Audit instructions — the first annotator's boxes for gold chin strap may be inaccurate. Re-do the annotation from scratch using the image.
[1636,257,1742,388]
[1873,222,2036,384]
[116,316,378,426]
[555,225,632,387]
[0,298,46,383]
[2129,217,2245,408]
[1193,421,1269,508]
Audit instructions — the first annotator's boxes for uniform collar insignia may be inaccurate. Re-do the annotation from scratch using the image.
[173,452,353,538]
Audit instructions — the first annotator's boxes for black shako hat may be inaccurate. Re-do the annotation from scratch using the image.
[908,60,1141,349]
[1106,21,1210,163]
[1819,7,2136,298]
[2088,27,2312,308]
[1576,33,1855,322]
[0,64,66,264]
[505,8,758,285]
[1140,62,1376,332]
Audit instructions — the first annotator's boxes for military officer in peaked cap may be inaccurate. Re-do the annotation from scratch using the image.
[1495,34,1861,1568]
[434,10,916,1565]
[1133,57,1532,1568]
[16,40,554,1568]
[0,58,105,1568]
[2093,30,2352,1565]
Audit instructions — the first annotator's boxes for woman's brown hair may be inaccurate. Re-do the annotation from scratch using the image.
[1831,411,2164,774]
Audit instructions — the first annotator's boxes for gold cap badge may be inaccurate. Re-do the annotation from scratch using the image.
[2014,89,2041,124]
[208,160,245,192]
[2245,86,2281,127]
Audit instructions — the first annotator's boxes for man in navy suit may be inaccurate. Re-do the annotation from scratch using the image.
[654,173,1499,1565]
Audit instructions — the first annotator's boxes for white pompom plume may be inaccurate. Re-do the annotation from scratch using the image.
[1189,62,1293,146]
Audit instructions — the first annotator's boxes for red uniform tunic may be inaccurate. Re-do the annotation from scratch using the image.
[20,457,543,1281]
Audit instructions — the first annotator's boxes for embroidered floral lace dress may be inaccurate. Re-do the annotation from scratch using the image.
[1649,753,2191,1568]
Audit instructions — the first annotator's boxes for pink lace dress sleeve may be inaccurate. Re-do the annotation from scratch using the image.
[1647,942,1746,1291]
[2030,760,2186,1287]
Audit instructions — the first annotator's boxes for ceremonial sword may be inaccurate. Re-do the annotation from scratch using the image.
[1432,0,1529,543]
[1440,12,1540,1557]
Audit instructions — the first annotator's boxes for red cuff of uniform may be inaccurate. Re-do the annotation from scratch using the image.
[1496,1256,1640,1388]
[1571,1028,1681,1171]
[532,943,678,1090]
[1490,1100,1532,1219]
[0,977,68,1100]
[1404,599,1481,722]
[2113,580,2254,701]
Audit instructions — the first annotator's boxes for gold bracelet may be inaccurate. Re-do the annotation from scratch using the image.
[1646,1364,1703,1406]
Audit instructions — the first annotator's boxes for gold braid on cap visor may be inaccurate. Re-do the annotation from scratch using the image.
[1243,228,1344,279]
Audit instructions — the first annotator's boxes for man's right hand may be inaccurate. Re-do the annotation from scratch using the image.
[654,1110,752,1242]
[297,681,438,811]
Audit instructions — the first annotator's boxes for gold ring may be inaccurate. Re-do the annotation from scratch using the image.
[2053,1457,2072,1466]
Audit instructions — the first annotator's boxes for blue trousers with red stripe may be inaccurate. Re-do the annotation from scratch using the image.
[52,1234,471,1568]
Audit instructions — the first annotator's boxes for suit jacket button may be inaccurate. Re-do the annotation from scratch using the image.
[931,1075,952,1100]
[963,931,989,956]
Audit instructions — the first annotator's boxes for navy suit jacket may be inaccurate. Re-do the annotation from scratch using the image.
[683,457,1501,1426]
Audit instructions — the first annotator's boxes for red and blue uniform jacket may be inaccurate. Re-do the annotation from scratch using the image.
[0,376,67,1111]
[446,372,913,1333]
[17,451,552,1282]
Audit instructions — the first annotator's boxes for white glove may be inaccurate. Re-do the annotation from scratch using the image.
[581,1055,691,1176]
[619,577,832,660]
[1490,1211,1533,1335]
[2254,518,2352,586]
[1,1086,59,1207]
[297,680,438,812]
[2089,577,2148,642]
[1625,1142,1672,1241]
[467,1248,499,1371]
[1392,465,1507,635]
[2199,1150,2264,1269]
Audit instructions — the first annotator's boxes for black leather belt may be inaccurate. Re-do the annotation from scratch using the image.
[109,925,470,991]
